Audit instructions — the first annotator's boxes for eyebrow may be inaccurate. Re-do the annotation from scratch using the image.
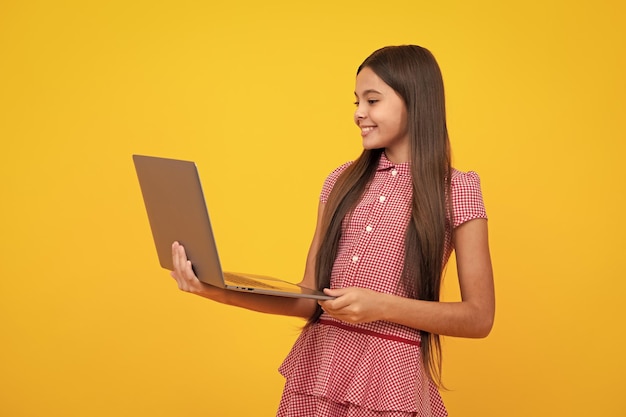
[354,89,383,97]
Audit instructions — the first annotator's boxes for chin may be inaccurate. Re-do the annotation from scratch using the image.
[362,140,383,150]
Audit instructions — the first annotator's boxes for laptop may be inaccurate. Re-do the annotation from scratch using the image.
[132,154,333,300]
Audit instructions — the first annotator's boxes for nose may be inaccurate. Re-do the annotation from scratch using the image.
[354,105,366,123]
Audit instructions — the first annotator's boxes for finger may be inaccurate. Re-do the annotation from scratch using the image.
[184,260,195,278]
[171,243,190,286]
[323,288,347,297]
[322,294,352,311]
[320,288,347,309]
[172,241,183,272]
[174,244,191,277]
[322,308,352,323]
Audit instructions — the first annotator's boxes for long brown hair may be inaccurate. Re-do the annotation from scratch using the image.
[309,45,452,387]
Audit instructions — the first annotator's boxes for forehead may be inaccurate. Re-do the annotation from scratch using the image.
[355,67,393,95]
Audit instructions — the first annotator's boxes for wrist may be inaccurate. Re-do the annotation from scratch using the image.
[195,282,220,300]
[379,292,394,322]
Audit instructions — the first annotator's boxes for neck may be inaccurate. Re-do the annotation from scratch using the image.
[384,148,410,164]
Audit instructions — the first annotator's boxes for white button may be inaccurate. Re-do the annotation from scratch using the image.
[379,195,386,202]
[391,169,398,176]
[365,225,373,232]
[352,255,359,263]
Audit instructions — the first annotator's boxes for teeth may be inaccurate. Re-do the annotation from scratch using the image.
[361,127,375,133]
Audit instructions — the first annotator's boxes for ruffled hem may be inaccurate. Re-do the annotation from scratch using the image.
[279,321,447,417]
[277,390,440,417]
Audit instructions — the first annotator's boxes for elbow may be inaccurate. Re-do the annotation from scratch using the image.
[474,318,494,338]
[459,302,494,338]
[293,299,319,320]
[471,310,495,338]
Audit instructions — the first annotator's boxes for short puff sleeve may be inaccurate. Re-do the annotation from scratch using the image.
[451,170,487,228]
[320,161,353,203]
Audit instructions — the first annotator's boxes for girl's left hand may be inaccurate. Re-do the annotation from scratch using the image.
[318,287,387,324]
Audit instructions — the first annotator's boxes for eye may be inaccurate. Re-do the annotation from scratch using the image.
[354,99,378,107]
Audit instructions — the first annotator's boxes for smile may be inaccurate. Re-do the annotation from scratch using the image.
[361,126,376,135]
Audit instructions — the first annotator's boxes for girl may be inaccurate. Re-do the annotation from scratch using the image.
[171,45,495,417]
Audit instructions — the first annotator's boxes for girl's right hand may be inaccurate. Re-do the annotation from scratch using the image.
[171,241,212,295]
[170,241,312,318]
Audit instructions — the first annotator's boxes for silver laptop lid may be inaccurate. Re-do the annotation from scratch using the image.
[133,154,226,288]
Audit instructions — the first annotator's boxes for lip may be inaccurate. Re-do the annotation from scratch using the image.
[360,126,376,136]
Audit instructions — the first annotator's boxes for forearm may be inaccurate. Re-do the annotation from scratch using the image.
[379,294,494,338]
[319,219,495,335]
[194,284,317,319]
[171,242,317,319]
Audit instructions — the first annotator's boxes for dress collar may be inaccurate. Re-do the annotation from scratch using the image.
[377,153,411,176]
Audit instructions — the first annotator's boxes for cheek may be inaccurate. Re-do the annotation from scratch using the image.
[399,115,409,134]
[396,109,409,134]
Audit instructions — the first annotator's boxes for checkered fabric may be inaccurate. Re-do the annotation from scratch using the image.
[278,154,487,417]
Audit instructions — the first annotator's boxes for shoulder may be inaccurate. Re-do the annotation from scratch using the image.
[450,168,487,227]
[320,161,354,202]
[451,169,482,192]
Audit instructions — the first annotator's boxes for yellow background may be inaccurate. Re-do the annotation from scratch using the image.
[1,0,624,416]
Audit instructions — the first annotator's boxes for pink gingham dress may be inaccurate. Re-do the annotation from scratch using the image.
[278,154,487,417]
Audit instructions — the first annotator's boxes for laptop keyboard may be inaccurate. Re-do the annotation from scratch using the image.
[224,274,283,290]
